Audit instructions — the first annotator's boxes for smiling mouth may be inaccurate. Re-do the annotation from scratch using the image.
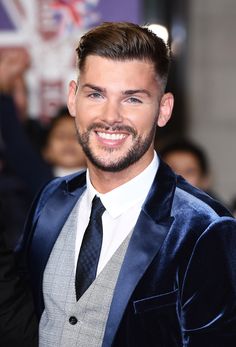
[96,131,127,140]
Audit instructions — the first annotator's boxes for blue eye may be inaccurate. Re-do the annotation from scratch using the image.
[128,97,142,104]
[88,92,103,99]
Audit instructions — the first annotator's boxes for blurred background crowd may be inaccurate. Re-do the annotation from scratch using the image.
[0,0,236,250]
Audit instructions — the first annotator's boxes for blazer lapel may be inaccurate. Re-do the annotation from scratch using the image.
[102,160,177,347]
[29,173,86,315]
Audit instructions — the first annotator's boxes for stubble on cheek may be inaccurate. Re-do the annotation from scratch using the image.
[75,122,156,172]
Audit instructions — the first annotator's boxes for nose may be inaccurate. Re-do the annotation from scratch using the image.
[101,99,123,125]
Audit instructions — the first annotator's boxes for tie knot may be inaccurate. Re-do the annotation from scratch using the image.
[90,196,105,220]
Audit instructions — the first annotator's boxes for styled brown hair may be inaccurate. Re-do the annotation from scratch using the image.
[76,22,171,91]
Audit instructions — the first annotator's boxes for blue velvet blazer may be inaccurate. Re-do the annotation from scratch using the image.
[22,159,236,347]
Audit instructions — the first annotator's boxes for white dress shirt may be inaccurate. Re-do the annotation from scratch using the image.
[75,152,159,274]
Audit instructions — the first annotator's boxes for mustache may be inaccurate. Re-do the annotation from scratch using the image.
[87,123,137,137]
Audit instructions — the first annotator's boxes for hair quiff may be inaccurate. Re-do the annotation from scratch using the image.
[76,22,171,91]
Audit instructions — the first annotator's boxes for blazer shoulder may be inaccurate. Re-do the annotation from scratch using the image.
[174,175,232,218]
[31,170,86,224]
[18,170,86,254]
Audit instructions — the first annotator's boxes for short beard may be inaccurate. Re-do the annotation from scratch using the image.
[77,123,156,172]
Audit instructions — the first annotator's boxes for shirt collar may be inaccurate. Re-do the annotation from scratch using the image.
[86,152,159,218]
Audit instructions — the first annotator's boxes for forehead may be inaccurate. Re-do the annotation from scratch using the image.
[166,151,201,168]
[79,55,159,88]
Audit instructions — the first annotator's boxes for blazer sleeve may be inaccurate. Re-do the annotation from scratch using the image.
[0,215,38,346]
[179,216,236,346]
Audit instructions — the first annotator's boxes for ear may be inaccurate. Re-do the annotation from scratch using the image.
[67,80,77,118]
[157,92,174,127]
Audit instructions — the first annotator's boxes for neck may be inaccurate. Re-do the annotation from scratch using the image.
[87,151,154,193]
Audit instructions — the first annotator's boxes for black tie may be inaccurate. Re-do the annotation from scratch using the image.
[75,196,105,300]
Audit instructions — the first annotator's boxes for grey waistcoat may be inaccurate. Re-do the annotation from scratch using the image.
[39,201,131,347]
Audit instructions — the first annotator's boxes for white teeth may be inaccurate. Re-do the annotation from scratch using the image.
[97,132,126,140]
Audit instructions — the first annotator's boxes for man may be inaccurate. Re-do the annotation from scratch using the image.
[21,22,236,346]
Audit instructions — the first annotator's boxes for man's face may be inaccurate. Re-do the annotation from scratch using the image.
[68,56,173,173]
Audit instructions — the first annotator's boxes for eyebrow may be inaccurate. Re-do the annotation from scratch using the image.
[123,89,151,97]
[81,83,105,93]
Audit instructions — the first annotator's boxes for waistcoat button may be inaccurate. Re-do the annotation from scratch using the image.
[69,316,78,325]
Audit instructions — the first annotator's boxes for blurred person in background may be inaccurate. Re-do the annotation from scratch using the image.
[0,48,46,151]
[0,48,53,248]
[0,48,53,197]
[159,138,223,201]
[42,106,86,177]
